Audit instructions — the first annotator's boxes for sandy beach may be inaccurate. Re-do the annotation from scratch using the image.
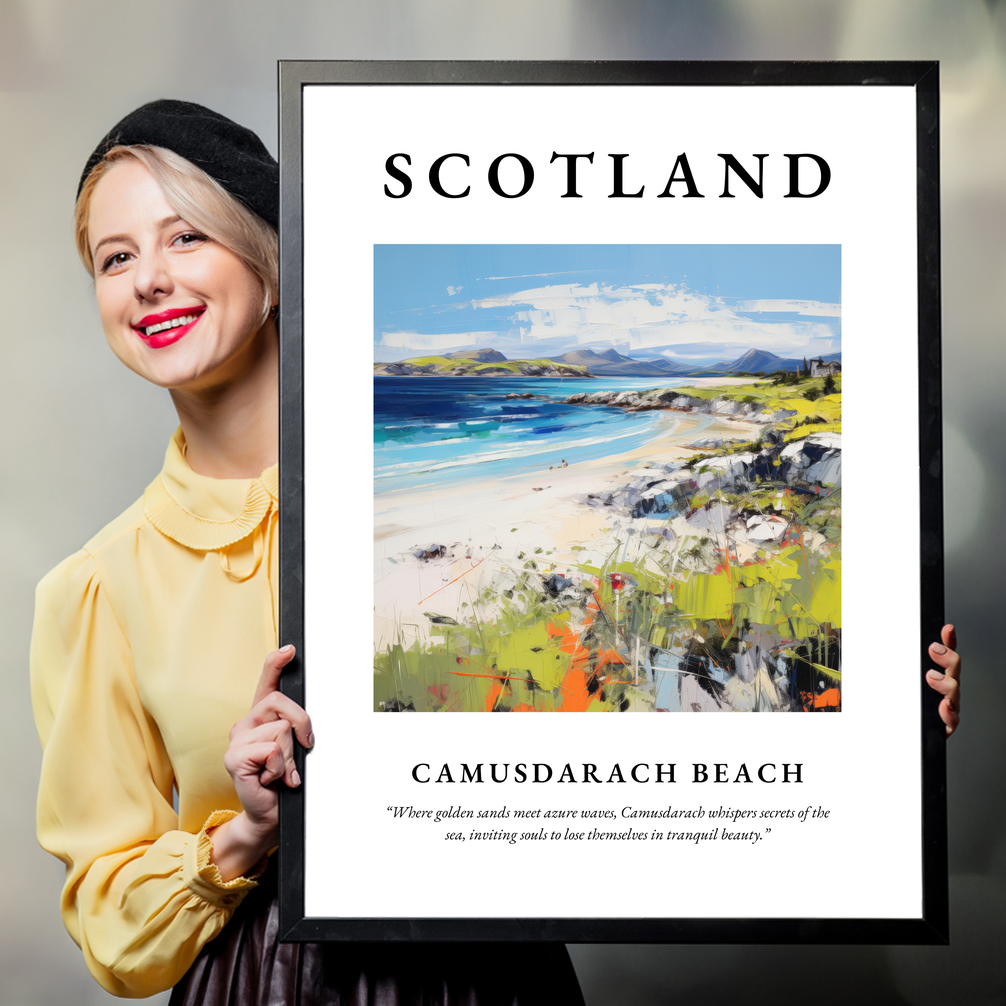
[374,379,760,650]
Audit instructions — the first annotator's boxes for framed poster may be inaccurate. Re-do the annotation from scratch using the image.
[277,61,946,943]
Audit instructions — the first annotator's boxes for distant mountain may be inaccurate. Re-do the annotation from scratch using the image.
[376,344,840,379]
[558,349,627,366]
[596,348,630,364]
[558,349,691,377]
[715,348,787,372]
[644,358,692,374]
[710,348,842,373]
[444,348,507,363]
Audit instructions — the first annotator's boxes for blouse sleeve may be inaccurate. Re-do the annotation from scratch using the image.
[31,549,262,998]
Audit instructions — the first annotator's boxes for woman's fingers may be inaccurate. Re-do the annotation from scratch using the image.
[941,623,958,654]
[255,691,313,748]
[242,644,314,749]
[942,700,961,736]
[925,668,959,704]
[224,645,312,812]
[218,646,309,847]
[230,719,301,788]
[258,741,289,787]
[224,738,287,788]
[232,689,314,750]
[926,623,961,737]
[252,644,297,707]
[926,668,960,737]
[924,681,960,736]
[929,641,961,680]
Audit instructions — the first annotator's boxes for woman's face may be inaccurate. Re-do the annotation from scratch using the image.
[87,158,270,393]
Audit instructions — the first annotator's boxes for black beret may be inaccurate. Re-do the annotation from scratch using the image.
[78,99,278,228]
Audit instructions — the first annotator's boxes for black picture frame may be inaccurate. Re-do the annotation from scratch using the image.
[277,60,945,944]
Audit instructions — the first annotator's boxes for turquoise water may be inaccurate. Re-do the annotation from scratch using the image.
[374,376,686,493]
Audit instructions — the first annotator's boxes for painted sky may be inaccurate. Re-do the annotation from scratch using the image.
[374,245,841,365]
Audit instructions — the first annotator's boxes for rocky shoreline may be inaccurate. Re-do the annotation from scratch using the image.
[559,383,842,516]
[564,387,799,424]
[578,431,842,520]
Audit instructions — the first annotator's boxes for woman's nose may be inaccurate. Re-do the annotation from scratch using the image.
[133,249,173,302]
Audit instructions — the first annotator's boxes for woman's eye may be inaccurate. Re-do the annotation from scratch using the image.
[173,231,208,248]
[101,251,131,273]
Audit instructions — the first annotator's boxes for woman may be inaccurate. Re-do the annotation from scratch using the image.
[31,100,586,1003]
[33,99,963,1003]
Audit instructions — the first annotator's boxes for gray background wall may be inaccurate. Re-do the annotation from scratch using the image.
[1,2,1003,1003]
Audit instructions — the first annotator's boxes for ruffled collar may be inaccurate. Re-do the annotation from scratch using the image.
[143,428,278,551]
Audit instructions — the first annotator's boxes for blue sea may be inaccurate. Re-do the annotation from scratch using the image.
[374,376,694,493]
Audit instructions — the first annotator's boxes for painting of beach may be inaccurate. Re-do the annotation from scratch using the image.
[373,245,841,713]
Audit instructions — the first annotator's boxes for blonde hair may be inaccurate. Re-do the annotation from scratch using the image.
[75,145,278,323]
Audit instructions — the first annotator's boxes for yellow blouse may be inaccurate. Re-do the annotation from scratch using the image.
[31,428,279,998]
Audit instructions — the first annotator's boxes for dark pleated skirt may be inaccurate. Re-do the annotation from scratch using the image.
[169,869,585,1006]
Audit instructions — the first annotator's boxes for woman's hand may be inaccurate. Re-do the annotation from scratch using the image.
[926,624,961,738]
[209,645,314,881]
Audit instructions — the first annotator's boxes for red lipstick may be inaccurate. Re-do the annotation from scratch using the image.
[132,306,205,349]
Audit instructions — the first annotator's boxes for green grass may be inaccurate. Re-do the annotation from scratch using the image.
[400,355,456,367]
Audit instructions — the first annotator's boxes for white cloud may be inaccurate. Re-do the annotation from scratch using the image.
[733,299,842,317]
[377,329,501,353]
[470,282,838,355]
[446,285,463,296]
[473,282,723,343]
